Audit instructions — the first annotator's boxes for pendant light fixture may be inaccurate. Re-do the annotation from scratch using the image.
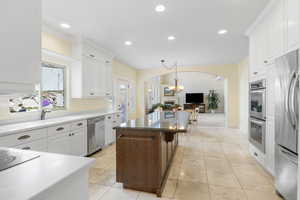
[161,60,184,94]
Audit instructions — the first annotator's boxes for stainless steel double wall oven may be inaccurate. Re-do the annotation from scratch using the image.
[249,79,266,153]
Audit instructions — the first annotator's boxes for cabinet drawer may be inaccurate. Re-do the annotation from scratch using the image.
[48,123,71,137]
[0,129,47,147]
[71,120,87,131]
[249,143,265,166]
[15,138,47,152]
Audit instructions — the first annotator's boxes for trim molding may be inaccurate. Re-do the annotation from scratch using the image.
[245,0,278,36]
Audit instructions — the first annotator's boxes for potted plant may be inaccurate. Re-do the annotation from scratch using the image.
[207,90,220,113]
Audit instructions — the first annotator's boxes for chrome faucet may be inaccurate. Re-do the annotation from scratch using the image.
[41,109,51,120]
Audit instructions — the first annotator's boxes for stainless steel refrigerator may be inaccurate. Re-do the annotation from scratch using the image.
[275,49,299,200]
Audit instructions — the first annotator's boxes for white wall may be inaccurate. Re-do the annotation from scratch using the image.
[160,72,225,112]
[238,58,249,133]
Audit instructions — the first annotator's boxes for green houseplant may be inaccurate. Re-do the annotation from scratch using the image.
[207,90,220,113]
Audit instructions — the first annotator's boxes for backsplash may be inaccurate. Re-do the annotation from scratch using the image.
[69,98,112,112]
[0,95,113,123]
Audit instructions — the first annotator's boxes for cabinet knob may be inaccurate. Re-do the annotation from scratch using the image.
[22,147,31,150]
[264,60,268,64]
[90,93,95,96]
[253,72,258,75]
[77,123,83,126]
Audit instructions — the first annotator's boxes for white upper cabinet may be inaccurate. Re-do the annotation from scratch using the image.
[286,0,300,51]
[248,0,300,81]
[71,39,114,98]
[0,0,41,94]
[269,0,285,59]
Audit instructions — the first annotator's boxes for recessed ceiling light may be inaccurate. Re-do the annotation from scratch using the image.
[60,23,71,29]
[168,36,176,41]
[155,4,166,12]
[124,41,132,46]
[218,29,228,35]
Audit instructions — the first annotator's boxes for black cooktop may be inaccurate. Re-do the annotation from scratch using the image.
[0,149,40,172]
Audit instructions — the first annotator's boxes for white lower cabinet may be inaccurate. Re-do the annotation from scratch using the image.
[47,121,87,156]
[47,133,70,155]
[15,138,47,152]
[0,114,120,156]
[70,128,87,156]
[105,114,113,145]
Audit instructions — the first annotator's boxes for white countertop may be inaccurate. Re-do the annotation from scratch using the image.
[0,110,120,137]
[0,148,94,200]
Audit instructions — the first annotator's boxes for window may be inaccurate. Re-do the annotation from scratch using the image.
[41,63,66,111]
[9,62,66,113]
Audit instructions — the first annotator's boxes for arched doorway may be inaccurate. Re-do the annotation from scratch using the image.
[144,71,229,127]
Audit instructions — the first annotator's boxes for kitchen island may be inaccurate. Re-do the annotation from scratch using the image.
[115,111,190,197]
[0,148,94,200]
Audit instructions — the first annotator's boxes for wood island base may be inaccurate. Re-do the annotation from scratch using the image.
[116,129,179,197]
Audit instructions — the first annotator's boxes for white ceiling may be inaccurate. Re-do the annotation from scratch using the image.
[42,0,270,69]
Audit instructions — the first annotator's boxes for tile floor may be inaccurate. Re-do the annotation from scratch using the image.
[88,114,282,200]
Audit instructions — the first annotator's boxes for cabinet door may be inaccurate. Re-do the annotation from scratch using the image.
[82,56,98,97]
[286,0,300,50]
[0,0,41,86]
[105,61,113,96]
[269,0,285,58]
[249,30,260,78]
[70,129,87,156]
[47,133,70,155]
[96,59,107,96]
[105,115,113,145]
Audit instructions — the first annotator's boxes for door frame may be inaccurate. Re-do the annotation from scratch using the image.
[113,76,136,121]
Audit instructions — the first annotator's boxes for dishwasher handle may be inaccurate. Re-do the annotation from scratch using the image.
[88,117,105,125]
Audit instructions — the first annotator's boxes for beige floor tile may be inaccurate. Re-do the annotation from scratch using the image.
[89,168,106,184]
[162,179,178,198]
[89,183,110,200]
[138,192,172,200]
[89,168,116,186]
[100,187,140,200]
[174,181,210,200]
[205,157,232,173]
[209,185,247,200]
[178,165,207,183]
[168,164,181,180]
[231,164,273,190]
[181,158,206,170]
[244,189,283,200]
[207,170,241,188]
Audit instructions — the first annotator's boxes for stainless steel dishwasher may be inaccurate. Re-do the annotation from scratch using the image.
[87,117,105,155]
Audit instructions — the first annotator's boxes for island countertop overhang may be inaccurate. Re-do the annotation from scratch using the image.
[114,111,190,132]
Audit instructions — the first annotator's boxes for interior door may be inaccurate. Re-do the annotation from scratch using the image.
[115,79,130,123]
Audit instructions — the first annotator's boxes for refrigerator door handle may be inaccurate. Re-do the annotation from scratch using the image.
[286,72,296,129]
[290,72,299,131]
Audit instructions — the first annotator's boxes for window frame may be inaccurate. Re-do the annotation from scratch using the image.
[41,61,67,111]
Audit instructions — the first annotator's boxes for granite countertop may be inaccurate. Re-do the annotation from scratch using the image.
[0,110,120,137]
[116,111,190,132]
